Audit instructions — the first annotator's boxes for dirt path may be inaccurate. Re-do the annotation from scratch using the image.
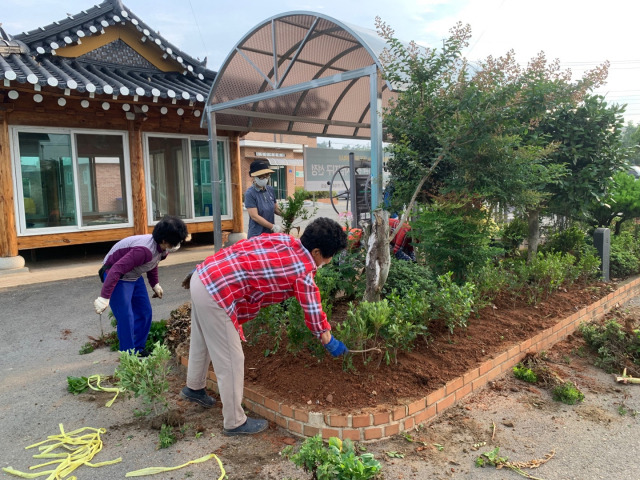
[1,272,639,479]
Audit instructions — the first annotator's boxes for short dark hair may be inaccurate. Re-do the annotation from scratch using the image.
[152,215,189,246]
[300,217,347,258]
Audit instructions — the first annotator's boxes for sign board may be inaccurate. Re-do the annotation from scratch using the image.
[303,147,389,192]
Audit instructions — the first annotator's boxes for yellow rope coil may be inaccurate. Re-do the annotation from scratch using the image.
[2,424,121,479]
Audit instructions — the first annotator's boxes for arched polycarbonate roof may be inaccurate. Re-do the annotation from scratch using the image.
[204,11,397,139]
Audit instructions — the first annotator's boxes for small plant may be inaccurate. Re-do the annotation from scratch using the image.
[512,364,538,383]
[79,342,94,355]
[475,446,555,478]
[115,342,172,416]
[431,272,475,334]
[158,424,176,449]
[552,381,585,405]
[145,320,168,350]
[278,189,318,235]
[283,435,381,480]
[67,376,89,395]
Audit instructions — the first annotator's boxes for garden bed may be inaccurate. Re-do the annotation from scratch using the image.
[171,281,615,413]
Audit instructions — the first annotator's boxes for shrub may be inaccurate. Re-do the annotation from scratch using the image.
[431,272,475,334]
[317,249,366,302]
[158,424,176,449]
[579,319,640,373]
[278,189,318,235]
[500,217,528,254]
[467,260,513,310]
[115,342,172,416]
[552,381,584,405]
[410,195,504,281]
[541,225,587,257]
[283,435,381,480]
[512,364,538,383]
[382,258,436,298]
[610,234,640,278]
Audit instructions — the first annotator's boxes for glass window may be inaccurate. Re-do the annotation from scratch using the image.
[15,129,130,233]
[18,132,76,229]
[76,133,128,226]
[191,139,228,217]
[148,137,189,221]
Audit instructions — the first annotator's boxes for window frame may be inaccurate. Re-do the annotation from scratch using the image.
[142,133,232,225]
[10,126,133,236]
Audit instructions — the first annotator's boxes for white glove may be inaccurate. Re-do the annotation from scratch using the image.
[271,224,283,233]
[94,297,109,314]
[152,284,164,299]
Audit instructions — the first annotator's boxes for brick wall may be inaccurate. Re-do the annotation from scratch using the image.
[179,276,640,442]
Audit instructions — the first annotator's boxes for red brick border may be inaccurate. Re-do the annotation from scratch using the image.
[179,277,640,441]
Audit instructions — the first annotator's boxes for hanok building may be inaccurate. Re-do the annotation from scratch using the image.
[1,3,393,273]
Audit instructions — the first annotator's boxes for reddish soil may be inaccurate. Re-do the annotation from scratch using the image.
[236,282,615,413]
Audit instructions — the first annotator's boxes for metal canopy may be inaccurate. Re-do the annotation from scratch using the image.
[203,11,395,140]
[204,11,397,250]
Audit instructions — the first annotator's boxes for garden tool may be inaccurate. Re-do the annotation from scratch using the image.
[98,312,104,338]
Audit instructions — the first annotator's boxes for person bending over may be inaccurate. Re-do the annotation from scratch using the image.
[180,217,348,436]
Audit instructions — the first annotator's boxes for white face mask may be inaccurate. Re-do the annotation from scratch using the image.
[254,177,269,188]
[165,244,180,253]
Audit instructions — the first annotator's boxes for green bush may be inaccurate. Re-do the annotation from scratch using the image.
[579,319,640,373]
[467,260,513,310]
[500,217,528,254]
[431,272,475,334]
[609,231,640,278]
[382,258,436,298]
[410,196,504,281]
[541,225,588,257]
[277,189,318,235]
[552,381,584,405]
[512,364,538,383]
[115,342,172,416]
[283,435,381,480]
[317,249,366,302]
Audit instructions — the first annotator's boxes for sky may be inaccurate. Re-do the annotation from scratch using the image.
[2,0,639,145]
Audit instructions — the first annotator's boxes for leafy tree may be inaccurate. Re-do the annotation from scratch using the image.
[588,171,640,234]
[377,18,620,261]
[621,121,640,165]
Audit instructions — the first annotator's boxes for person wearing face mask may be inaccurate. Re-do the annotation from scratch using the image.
[178,217,349,436]
[244,159,282,238]
[93,215,190,355]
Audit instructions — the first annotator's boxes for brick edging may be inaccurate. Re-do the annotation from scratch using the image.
[178,277,640,441]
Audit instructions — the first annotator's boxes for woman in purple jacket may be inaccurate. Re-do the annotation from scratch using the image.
[94,215,189,355]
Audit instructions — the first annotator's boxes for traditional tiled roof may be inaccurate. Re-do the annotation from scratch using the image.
[1,0,215,103]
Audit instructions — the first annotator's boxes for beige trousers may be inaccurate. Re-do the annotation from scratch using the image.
[186,273,247,430]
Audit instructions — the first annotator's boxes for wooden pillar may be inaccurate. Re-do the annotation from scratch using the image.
[0,111,19,257]
[128,120,148,235]
[229,134,244,234]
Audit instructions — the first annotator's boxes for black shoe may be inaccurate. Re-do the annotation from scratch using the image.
[180,387,216,408]
[137,348,151,358]
[223,417,268,436]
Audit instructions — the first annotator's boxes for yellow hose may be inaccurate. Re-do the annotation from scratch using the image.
[86,374,123,407]
[125,453,225,478]
[2,424,121,479]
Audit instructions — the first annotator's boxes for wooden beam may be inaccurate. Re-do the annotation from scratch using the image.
[17,228,135,250]
[229,135,244,234]
[0,111,18,257]
[128,120,148,235]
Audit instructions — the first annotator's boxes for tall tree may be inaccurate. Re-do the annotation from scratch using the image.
[378,19,618,260]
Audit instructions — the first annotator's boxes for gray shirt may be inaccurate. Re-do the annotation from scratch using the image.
[244,184,277,238]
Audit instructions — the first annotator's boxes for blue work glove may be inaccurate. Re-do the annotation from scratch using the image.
[324,336,349,357]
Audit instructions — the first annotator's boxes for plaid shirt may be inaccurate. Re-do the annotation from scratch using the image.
[389,217,413,254]
[196,233,330,341]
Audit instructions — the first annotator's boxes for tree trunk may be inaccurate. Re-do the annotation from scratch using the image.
[527,209,540,263]
[364,209,390,303]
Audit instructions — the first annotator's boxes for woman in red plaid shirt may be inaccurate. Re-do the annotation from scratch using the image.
[180,217,348,435]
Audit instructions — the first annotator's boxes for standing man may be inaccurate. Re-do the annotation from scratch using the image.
[94,215,190,355]
[180,217,349,435]
[244,159,282,238]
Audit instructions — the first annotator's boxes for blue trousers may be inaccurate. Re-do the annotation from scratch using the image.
[109,276,153,353]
